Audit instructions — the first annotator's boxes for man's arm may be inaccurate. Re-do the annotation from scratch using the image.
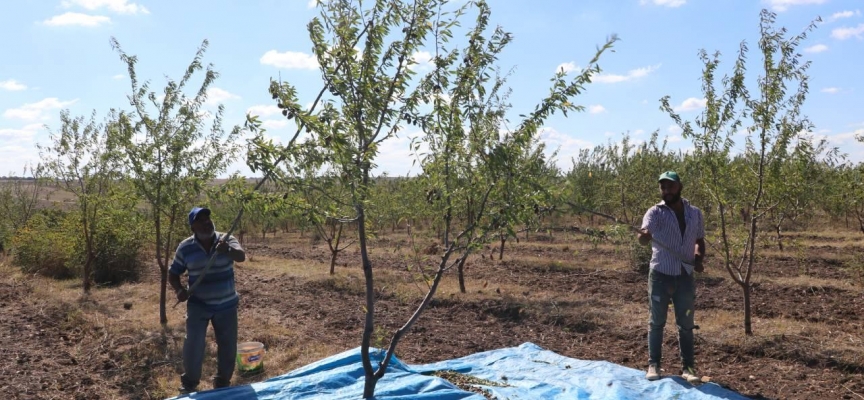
[168,271,184,293]
[168,246,189,301]
[216,235,246,262]
[693,209,706,272]
[638,208,655,246]
[694,238,706,272]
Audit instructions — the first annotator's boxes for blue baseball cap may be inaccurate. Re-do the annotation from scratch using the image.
[188,207,211,226]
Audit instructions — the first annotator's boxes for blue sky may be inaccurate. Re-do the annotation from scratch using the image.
[1,0,862,178]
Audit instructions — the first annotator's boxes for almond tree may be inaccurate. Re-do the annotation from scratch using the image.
[251,0,615,396]
[110,38,243,324]
[662,9,820,335]
[38,110,134,293]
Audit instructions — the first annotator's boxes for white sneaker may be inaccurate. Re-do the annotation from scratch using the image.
[646,364,661,381]
[682,366,701,385]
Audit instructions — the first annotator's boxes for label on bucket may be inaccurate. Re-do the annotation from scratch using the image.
[236,342,265,375]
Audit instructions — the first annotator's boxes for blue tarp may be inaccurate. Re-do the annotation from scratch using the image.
[167,342,750,400]
[412,343,750,400]
[167,346,482,400]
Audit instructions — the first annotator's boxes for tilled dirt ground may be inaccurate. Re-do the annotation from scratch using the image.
[1,230,863,399]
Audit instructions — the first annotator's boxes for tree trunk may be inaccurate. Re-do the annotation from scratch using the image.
[857,211,864,234]
[329,223,343,275]
[363,375,380,398]
[742,282,752,336]
[457,256,467,293]
[776,223,783,252]
[83,252,94,294]
[498,235,506,260]
[357,195,377,398]
[155,217,167,325]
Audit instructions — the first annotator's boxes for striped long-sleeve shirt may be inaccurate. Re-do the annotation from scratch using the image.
[169,232,243,312]
[640,198,705,276]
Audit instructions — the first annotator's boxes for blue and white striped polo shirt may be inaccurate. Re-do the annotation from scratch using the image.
[640,198,705,276]
[169,232,242,311]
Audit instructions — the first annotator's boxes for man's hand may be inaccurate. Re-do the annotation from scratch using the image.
[694,254,704,273]
[694,238,706,273]
[215,240,230,254]
[637,228,652,246]
[176,287,189,302]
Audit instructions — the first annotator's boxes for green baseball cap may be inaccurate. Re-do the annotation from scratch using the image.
[658,171,681,183]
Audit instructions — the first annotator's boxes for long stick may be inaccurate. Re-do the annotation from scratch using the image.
[171,24,375,309]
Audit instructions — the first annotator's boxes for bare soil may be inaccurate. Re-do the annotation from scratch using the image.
[1,228,863,400]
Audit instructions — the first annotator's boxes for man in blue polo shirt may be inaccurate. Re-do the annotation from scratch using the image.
[637,171,705,385]
[169,206,246,394]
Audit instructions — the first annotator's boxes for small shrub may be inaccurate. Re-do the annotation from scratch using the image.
[11,210,77,279]
[77,208,150,286]
[12,207,149,285]
[628,240,653,275]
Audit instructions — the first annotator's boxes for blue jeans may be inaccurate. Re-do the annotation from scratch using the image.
[180,301,238,389]
[648,268,696,369]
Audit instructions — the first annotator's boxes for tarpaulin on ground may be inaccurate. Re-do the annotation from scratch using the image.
[167,342,749,399]
[411,342,751,400]
[166,346,483,400]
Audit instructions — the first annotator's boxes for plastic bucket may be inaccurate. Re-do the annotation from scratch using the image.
[236,341,265,375]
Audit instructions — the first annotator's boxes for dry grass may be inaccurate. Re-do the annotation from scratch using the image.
[3,224,862,399]
[761,275,860,289]
[0,256,347,398]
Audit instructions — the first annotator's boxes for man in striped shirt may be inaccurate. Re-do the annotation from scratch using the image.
[169,206,246,394]
[637,171,705,385]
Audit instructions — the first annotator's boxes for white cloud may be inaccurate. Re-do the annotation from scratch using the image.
[260,50,319,70]
[537,127,593,168]
[61,0,149,14]
[0,123,43,176]
[827,129,864,144]
[640,0,686,7]
[821,87,841,94]
[373,131,426,177]
[668,124,683,135]
[0,123,44,143]
[593,64,660,83]
[557,62,580,74]
[832,24,864,40]
[247,104,282,118]
[633,129,646,135]
[666,135,683,143]
[804,44,829,53]
[0,145,40,177]
[261,119,290,130]
[589,105,606,114]
[673,97,707,112]
[0,80,27,91]
[205,87,240,105]
[604,131,615,137]
[43,12,111,27]
[410,51,433,70]
[307,0,318,8]
[112,74,124,80]
[829,10,861,22]
[764,0,827,12]
[3,98,78,121]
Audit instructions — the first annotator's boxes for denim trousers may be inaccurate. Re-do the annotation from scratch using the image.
[647,268,696,369]
[180,301,238,388]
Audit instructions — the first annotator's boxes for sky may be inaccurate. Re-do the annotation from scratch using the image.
[1,0,863,178]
